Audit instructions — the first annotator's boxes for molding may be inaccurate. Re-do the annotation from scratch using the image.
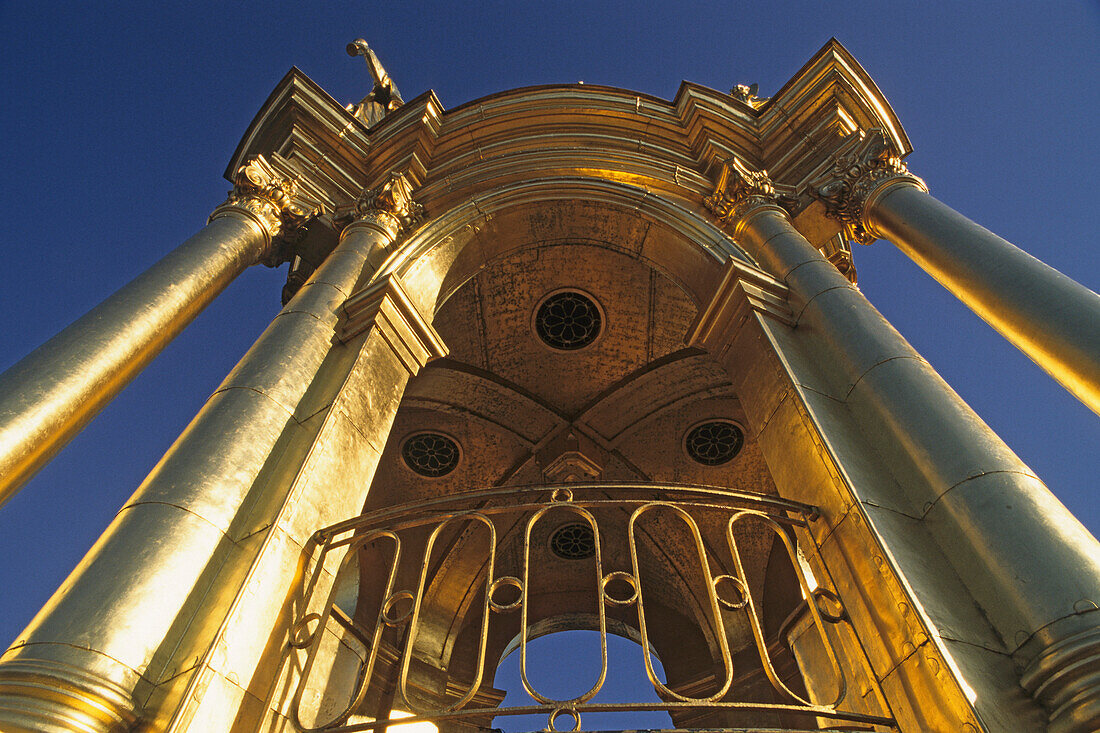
[0,658,139,732]
[687,257,794,360]
[224,41,911,232]
[339,273,448,373]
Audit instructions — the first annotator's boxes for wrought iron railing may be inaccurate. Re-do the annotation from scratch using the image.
[289,483,895,731]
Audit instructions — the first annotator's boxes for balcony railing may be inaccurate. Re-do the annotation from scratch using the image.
[289,483,895,731]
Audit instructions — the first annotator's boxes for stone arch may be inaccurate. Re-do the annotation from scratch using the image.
[375,176,757,322]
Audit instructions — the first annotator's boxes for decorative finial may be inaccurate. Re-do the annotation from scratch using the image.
[345,38,404,127]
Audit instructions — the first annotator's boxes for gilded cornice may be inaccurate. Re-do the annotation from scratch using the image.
[225,40,909,211]
[223,40,914,277]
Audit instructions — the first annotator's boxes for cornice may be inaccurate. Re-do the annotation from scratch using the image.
[225,40,912,270]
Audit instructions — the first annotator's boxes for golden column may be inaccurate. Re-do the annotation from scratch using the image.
[812,130,1100,415]
[704,156,1100,732]
[0,155,314,507]
[0,174,446,732]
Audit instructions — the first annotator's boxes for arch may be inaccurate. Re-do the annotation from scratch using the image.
[372,176,757,321]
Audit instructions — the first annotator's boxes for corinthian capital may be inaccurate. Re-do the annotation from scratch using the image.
[809,129,927,244]
[704,156,787,230]
[345,172,423,240]
[210,155,317,257]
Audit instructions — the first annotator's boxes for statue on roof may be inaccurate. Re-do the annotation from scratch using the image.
[346,38,404,127]
[730,83,769,110]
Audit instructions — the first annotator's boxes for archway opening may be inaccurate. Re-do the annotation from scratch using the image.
[492,629,670,732]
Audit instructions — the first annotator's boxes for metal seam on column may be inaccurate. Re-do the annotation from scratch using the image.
[1015,611,1100,656]
[783,256,843,282]
[935,634,1012,657]
[115,501,240,539]
[5,641,157,688]
[206,385,301,421]
[812,497,860,548]
[293,277,360,300]
[876,638,934,684]
[790,283,857,325]
[841,355,928,401]
[859,498,925,522]
[917,469,1046,522]
[270,308,333,325]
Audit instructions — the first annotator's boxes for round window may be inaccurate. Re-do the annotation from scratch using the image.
[549,523,596,559]
[401,432,460,477]
[534,290,603,351]
[684,420,744,466]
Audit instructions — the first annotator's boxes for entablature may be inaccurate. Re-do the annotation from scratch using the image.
[227,40,912,292]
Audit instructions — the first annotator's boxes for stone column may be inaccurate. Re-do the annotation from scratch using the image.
[811,130,1100,415]
[0,174,446,732]
[0,155,315,507]
[700,156,1100,732]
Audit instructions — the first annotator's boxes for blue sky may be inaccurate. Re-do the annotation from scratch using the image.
[0,1,1097,719]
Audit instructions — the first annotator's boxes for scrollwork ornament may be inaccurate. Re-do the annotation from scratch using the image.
[210,155,317,260]
[704,156,786,229]
[346,172,423,238]
[811,129,927,245]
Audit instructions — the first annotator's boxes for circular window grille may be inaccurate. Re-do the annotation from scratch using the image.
[401,433,459,477]
[685,421,744,466]
[549,523,596,559]
[535,291,602,350]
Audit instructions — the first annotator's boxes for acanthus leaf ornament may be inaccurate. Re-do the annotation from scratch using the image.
[809,128,927,245]
[704,156,792,230]
[342,171,424,240]
[210,155,319,264]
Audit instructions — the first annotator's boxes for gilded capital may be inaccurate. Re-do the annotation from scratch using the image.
[210,155,317,257]
[809,129,927,245]
[704,156,787,231]
[344,172,423,241]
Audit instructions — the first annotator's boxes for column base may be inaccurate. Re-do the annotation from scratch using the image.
[1018,612,1100,733]
[0,659,138,733]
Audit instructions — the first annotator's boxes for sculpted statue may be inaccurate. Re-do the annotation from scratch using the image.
[346,38,404,127]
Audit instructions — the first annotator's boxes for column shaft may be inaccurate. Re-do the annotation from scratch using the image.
[0,214,267,507]
[739,202,1100,731]
[0,210,405,731]
[867,182,1100,414]
[0,154,312,508]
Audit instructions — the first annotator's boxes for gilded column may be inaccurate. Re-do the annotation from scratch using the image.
[811,130,1100,415]
[0,174,443,732]
[0,155,314,507]
[703,157,1100,732]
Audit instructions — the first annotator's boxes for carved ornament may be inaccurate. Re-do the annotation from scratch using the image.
[810,129,927,245]
[345,172,423,238]
[704,156,789,229]
[210,155,317,257]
